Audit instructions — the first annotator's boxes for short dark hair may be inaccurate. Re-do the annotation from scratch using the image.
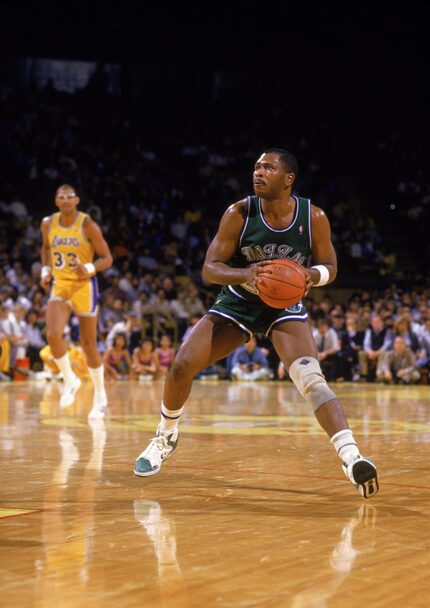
[263,148,299,176]
[56,184,77,196]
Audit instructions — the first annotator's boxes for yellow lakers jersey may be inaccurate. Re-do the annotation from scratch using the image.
[48,212,94,281]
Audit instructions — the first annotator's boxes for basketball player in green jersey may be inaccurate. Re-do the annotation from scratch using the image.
[134,149,379,499]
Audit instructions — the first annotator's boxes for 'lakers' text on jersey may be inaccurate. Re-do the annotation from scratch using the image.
[48,212,94,282]
[229,195,312,301]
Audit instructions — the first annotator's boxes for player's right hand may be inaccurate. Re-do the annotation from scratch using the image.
[40,276,52,291]
[244,261,272,287]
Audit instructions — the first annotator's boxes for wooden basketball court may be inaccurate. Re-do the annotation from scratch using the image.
[1,378,429,607]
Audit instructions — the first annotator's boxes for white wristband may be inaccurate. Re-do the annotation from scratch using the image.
[84,263,96,275]
[41,265,51,279]
[311,265,330,286]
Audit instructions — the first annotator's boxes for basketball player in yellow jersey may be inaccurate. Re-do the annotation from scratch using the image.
[40,184,113,418]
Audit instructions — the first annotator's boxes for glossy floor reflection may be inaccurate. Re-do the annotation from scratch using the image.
[1,378,430,607]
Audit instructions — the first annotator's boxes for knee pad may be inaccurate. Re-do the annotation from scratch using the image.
[288,356,336,412]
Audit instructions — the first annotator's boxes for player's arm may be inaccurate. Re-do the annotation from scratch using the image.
[40,217,53,290]
[202,200,271,286]
[306,205,338,289]
[76,217,113,278]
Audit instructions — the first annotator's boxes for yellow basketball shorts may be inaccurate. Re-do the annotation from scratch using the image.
[49,277,99,316]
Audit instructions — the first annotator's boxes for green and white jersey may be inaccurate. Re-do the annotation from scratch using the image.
[228,195,312,303]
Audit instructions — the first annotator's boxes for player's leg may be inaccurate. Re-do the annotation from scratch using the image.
[45,300,71,358]
[46,300,81,408]
[134,314,246,477]
[271,320,378,498]
[163,315,246,408]
[78,314,107,419]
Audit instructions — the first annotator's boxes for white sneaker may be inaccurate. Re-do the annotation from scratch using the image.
[343,455,379,499]
[60,375,82,409]
[88,391,108,419]
[134,426,179,477]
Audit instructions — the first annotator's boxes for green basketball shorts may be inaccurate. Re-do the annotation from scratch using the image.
[208,285,308,338]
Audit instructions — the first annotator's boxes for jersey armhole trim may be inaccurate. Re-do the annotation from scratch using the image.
[308,199,312,249]
[80,213,91,243]
[46,213,55,236]
[238,197,250,248]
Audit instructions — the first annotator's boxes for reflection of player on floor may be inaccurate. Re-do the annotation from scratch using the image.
[40,184,113,418]
[134,499,190,606]
[134,149,379,498]
[291,504,377,607]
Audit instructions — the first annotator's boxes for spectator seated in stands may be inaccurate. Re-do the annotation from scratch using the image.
[151,288,178,345]
[376,336,420,385]
[185,282,206,318]
[23,309,46,371]
[312,318,340,382]
[416,316,430,382]
[132,338,158,381]
[132,291,156,340]
[39,340,88,381]
[231,336,271,381]
[154,334,176,378]
[338,317,364,381]
[0,301,29,374]
[170,289,191,339]
[105,311,142,353]
[103,333,132,380]
[392,315,420,353]
[161,277,177,301]
[329,308,346,337]
[359,314,393,381]
[0,331,11,380]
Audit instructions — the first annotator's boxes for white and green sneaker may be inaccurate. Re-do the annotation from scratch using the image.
[343,455,379,499]
[134,426,179,477]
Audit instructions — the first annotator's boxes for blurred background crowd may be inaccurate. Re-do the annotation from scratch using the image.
[0,2,429,386]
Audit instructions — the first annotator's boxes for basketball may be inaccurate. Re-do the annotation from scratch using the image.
[256,259,307,308]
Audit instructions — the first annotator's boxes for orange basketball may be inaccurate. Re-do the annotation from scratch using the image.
[256,259,306,309]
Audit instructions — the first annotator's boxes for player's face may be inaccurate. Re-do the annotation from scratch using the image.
[55,188,79,214]
[253,153,294,199]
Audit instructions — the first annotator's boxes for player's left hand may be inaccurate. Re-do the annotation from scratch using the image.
[74,264,91,279]
[303,269,315,296]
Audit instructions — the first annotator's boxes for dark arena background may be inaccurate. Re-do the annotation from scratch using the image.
[1,2,430,607]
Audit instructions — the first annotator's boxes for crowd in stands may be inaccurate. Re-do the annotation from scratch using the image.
[1,262,429,386]
[0,75,429,386]
[0,74,409,293]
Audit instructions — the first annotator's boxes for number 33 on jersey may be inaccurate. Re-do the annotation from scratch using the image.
[49,212,94,281]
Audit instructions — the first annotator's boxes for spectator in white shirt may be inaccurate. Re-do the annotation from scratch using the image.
[312,318,340,381]
[359,315,393,381]
[0,302,28,368]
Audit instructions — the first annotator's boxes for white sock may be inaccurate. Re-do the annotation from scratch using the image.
[330,429,360,465]
[54,353,75,384]
[88,365,106,395]
[159,402,184,434]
